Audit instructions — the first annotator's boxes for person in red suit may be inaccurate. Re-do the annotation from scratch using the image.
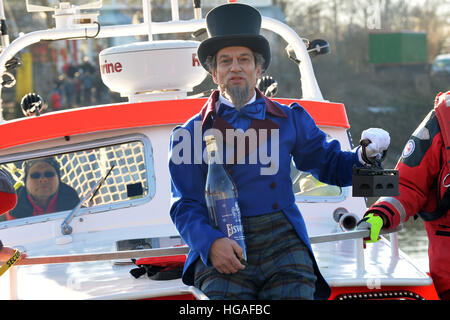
[360,91,450,300]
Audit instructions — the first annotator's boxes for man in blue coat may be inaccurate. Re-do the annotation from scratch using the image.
[169,3,390,300]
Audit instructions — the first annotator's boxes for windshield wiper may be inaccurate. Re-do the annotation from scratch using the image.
[61,165,115,235]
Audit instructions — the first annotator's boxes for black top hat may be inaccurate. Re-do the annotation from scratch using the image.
[197,3,271,73]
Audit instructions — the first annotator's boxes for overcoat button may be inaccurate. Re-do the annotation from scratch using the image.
[270,182,276,189]
[272,203,279,210]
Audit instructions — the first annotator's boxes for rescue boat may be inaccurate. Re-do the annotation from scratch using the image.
[0,0,438,300]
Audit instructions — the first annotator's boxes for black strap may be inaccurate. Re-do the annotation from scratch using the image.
[130,265,165,279]
[129,266,147,279]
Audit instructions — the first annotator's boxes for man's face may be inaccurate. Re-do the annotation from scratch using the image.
[26,162,59,201]
[212,46,261,108]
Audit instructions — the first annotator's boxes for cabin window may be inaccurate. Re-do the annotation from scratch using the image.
[0,137,154,224]
[291,166,343,200]
[290,133,346,202]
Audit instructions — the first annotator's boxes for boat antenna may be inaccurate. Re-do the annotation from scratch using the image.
[142,0,153,41]
[171,0,179,21]
[193,0,202,19]
[0,0,9,49]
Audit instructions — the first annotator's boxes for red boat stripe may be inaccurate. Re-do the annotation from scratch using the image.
[0,98,349,150]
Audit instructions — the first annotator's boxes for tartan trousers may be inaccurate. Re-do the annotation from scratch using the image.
[194,211,317,300]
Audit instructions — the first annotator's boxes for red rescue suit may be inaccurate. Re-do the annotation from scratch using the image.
[367,91,450,297]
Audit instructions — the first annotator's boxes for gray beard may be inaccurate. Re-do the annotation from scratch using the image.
[225,84,251,111]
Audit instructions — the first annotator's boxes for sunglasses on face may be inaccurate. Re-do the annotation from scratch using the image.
[29,171,56,179]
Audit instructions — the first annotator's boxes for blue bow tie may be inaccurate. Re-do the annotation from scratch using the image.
[217,99,266,131]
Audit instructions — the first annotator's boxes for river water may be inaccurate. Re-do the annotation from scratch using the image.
[396,218,430,272]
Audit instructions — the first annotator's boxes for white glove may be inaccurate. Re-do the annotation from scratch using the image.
[359,128,390,163]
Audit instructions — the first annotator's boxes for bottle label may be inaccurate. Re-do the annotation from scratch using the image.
[215,198,246,250]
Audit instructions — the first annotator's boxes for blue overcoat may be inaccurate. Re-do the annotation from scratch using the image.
[169,90,362,299]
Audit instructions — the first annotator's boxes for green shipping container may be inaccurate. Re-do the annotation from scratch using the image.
[369,32,428,65]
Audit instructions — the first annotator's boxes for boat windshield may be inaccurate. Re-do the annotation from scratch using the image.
[290,134,344,201]
[291,168,342,199]
[0,140,152,223]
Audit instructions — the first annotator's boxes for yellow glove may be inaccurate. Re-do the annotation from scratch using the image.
[356,213,384,243]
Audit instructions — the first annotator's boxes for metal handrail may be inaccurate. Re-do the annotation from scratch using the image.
[310,225,403,244]
[14,246,190,266]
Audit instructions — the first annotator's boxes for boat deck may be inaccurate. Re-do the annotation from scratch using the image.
[0,221,431,300]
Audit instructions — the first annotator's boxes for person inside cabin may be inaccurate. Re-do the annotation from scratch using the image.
[168,3,391,300]
[359,91,450,300]
[0,169,26,261]
[49,77,65,112]
[6,157,80,220]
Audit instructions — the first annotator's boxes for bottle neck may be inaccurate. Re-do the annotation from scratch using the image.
[205,137,223,165]
[207,150,218,163]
